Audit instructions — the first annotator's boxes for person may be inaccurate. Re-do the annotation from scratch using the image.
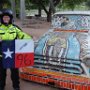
[0,9,32,90]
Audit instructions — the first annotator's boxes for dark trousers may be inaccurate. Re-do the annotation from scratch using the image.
[0,61,20,89]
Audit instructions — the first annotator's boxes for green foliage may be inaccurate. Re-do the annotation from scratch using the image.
[0,0,11,9]
[86,0,90,9]
[15,0,20,15]
[60,0,87,10]
[25,0,49,10]
[29,0,48,5]
[25,0,38,9]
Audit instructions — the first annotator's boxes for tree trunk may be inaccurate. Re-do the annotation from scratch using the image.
[10,0,16,20]
[20,0,26,21]
[39,0,60,22]
[47,7,52,22]
[39,0,52,22]
[49,0,55,13]
[47,13,52,22]
[38,5,41,17]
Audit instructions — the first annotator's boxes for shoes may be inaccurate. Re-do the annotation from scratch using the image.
[14,88,20,90]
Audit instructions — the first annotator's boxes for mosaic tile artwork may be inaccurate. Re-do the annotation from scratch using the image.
[34,14,90,76]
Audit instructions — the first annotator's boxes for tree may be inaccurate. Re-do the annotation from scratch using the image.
[0,0,11,9]
[27,0,87,21]
[10,0,16,19]
[29,0,60,22]
[86,0,90,10]
[61,0,87,10]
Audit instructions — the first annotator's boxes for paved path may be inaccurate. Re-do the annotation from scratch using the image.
[5,70,59,90]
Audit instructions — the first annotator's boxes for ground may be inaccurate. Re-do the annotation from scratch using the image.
[6,70,59,90]
[15,19,51,41]
[5,19,59,90]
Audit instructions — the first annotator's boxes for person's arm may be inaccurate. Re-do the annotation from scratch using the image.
[14,26,32,39]
[17,29,32,39]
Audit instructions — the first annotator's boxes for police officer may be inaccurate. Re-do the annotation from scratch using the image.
[0,9,32,90]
